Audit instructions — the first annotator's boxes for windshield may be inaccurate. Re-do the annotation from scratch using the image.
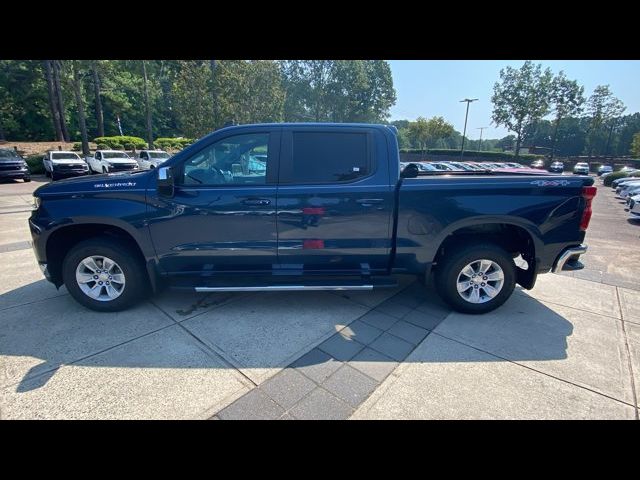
[577,163,588,167]
[0,149,18,159]
[52,152,81,160]
[148,152,170,159]
[102,152,131,159]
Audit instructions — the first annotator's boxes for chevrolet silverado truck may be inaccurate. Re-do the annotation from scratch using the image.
[86,150,140,174]
[136,149,171,170]
[29,123,596,313]
[0,147,30,182]
[43,150,90,180]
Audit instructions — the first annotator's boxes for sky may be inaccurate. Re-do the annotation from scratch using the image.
[388,60,640,140]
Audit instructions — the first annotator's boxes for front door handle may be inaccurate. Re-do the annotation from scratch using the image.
[356,198,384,207]
[242,198,271,206]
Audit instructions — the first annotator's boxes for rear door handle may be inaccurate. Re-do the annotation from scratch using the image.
[356,198,384,206]
[242,198,271,206]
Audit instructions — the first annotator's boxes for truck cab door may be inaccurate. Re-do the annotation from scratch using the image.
[276,127,393,274]
[146,128,281,276]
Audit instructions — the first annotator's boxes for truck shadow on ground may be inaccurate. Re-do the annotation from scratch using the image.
[0,279,572,393]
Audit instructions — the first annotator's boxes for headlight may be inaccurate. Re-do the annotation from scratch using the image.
[33,196,41,210]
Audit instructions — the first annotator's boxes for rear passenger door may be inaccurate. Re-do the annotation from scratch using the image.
[276,126,393,274]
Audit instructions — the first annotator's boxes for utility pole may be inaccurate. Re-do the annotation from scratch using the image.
[476,127,488,151]
[460,98,478,159]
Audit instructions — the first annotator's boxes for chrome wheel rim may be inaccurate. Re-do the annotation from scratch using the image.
[456,259,504,304]
[75,255,125,302]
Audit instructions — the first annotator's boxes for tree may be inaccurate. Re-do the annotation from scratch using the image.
[407,117,430,152]
[142,60,153,148]
[631,132,640,157]
[52,60,70,141]
[496,134,516,151]
[406,116,454,151]
[281,60,335,121]
[425,116,454,147]
[280,60,396,123]
[214,60,284,127]
[44,60,64,141]
[549,71,584,160]
[91,61,105,137]
[172,61,212,138]
[210,60,217,128]
[491,61,553,158]
[71,61,90,155]
[586,85,626,156]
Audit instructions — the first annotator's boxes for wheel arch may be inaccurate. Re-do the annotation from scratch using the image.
[44,220,158,291]
[429,219,541,289]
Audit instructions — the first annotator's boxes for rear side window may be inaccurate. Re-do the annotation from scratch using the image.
[289,131,370,184]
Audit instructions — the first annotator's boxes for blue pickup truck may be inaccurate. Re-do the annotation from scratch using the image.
[29,123,596,314]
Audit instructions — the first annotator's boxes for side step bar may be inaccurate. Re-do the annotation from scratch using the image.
[195,285,374,292]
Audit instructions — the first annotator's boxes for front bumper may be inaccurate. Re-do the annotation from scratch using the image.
[0,168,30,179]
[552,244,588,273]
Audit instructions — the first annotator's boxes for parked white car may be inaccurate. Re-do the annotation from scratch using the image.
[43,150,89,180]
[86,150,140,174]
[137,150,171,170]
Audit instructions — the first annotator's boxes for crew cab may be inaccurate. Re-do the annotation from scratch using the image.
[29,123,596,314]
[137,149,171,170]
[86,150,140,174]
[43,150,90,180]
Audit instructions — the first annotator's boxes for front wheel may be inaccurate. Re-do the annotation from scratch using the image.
[435,243,516,314]
[62,238,148,312]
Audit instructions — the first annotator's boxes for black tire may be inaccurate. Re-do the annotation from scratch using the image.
[24,176,31,182]
[435,243,516,314]
[62,238,149,312]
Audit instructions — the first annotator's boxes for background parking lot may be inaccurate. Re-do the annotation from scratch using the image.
[1,175,638,419]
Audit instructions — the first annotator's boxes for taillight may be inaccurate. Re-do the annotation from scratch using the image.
[580,186,597,231]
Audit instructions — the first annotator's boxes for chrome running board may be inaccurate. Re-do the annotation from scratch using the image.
[195,285,374,292]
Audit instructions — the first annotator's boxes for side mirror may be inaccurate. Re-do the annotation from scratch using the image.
[400,163,419,178]
[157,166,175,197]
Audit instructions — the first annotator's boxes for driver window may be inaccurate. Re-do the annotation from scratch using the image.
[181,133,269,186]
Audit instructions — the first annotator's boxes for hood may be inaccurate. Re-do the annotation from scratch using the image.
[0,156,23,163]
[34,170,150,197]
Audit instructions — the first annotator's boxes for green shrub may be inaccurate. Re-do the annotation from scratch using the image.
[123,142,136,150]
[25,155,45,175]
[72,142,82,151]
[603,171,629,187]
[96,143,108,150]
[93,136,146,149]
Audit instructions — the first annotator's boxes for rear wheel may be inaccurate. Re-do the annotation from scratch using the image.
[62,238,148,312]
[24,176,31,182]
[435,243,516,314]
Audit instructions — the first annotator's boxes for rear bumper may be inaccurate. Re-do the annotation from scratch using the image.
[552,244,588,273]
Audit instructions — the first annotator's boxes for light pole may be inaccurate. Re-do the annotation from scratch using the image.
[476,127,488,151]
[460,98,478,159]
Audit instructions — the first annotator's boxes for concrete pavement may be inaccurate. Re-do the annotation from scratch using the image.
[1,176,638,419]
